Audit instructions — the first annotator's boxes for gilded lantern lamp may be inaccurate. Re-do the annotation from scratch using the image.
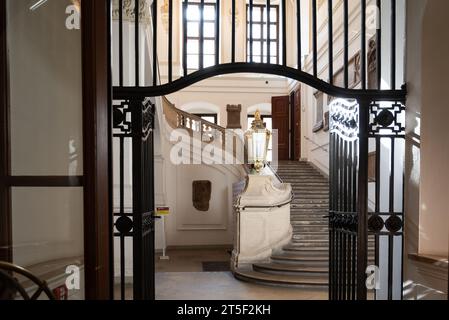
[245,110,271,173]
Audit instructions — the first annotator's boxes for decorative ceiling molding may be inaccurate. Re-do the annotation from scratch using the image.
[111,0,151,24]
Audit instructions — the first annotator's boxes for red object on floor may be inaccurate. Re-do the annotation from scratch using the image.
[53,285,69,300]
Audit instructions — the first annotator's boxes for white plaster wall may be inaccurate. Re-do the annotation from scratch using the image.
[418,0,449,258]
[166,75,290,131]
[402,0,449,300]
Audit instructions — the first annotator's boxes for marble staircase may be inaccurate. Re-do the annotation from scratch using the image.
[234,161,330,287]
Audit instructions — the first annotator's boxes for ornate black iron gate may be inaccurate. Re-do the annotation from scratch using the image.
[329,98,406,300]
[109,0,407,300]
[113,98,156,300]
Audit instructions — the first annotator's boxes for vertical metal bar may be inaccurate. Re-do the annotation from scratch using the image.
[135,0,140,86]
[216,0,220,65]
[183,0,187,76]
[343,141,348,213]
[282,0,287,66]
[388,235,394,300]
[328,0,333,84]
[120,138,125,222]
[296,0,302,69]
[342,232,347,300]
[391,0,396,89]
[199,0,204,69]
[346,229,351,300]
[119,137,125,300]
[352,233,357,299]
[119,0,124,87]
[336,136,341,300]
[388,138,395,300]
[344,0,349,88]
[376,0,382,89]
[348,142,353,215]
[390,138,395,215]
[152,0,158,86]
[107,1,114,299]
[312,0,317,77]
[232,0,236,63]
[249,0,254,62]
[168,0,173,82]
[375,139,381,213]
[132,100,143,300]
[348,142,354,300]
[361,0,366,90]
[356,99,370,300]
[375,137,381,299]
[120,234,125,300]
[352,141,357,301]
[329,134,333,300]
[353,140,358,214]
[342,140,348,300]
[266,0,271,63]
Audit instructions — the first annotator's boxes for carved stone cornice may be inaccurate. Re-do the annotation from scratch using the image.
[112,0,151,24]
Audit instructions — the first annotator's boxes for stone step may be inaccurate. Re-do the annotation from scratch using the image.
[234,269,328,287]
[293,193,329,203]
[293,234,329,241]
[291,208,329,213]
[283,244,329,252]
[291,220,328,226]
[253,263,329,276]
[284,180,328,184]
[278,170,324,174]
[292,203,329,207]
[292,189,329,193]
[291,239,329,246]
[291,213,328,217]
[271,253,329,265]
[291,212,327,216]
[280,175,325,180]
[293,226,328,233]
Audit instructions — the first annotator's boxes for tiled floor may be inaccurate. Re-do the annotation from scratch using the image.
[155,248,231,272]
[153,248,328,300]
[156,272,328,300]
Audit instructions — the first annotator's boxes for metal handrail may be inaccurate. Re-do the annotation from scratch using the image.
[304,136,329,153]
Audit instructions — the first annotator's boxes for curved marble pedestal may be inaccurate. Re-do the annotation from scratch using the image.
[231,175,292,270]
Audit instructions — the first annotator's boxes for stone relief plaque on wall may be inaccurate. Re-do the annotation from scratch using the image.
[226,104,242,129]
[192,180,212,212]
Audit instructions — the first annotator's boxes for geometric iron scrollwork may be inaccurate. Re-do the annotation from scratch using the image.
[385,215,403,233]
[142,212,154,236]
[369,101,405,137]
[329,98,359,141]
[368,214,385,233]
[367,213,403,234]
[115,215,134,234]
[113,100,132,136]
[142,98,156,142]
[330,212,358,233]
